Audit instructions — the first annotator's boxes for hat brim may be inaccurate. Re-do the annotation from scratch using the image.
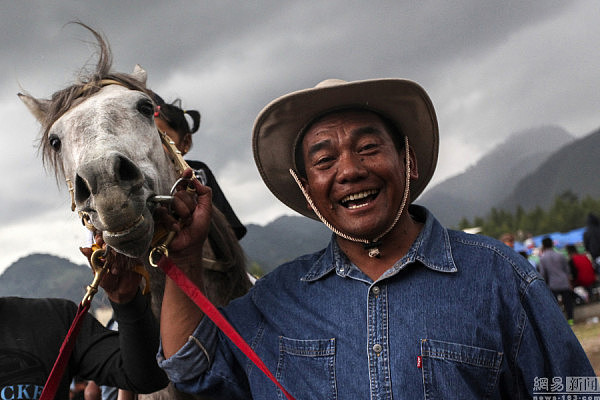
[252,78,439,221]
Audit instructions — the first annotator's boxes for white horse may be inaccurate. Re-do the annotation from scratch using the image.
[19,24,250,400]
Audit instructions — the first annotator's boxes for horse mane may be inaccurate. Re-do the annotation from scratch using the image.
[38,22,154,180]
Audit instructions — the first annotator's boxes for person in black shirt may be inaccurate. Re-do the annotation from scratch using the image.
[0,263,168,399]
[153,96,246,240]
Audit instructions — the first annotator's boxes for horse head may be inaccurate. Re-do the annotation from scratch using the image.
[18,24,251,332]
[19,65,178,259]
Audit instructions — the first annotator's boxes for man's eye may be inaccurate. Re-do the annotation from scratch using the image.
[360,143,378,152]
[315,156,333,165]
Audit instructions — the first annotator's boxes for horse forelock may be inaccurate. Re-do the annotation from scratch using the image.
[41,76,153,179]
[39,23,154,181]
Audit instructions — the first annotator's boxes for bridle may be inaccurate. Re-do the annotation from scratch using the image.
[62,83,193,294]
[62,75,194,260]
[68,124,217,268]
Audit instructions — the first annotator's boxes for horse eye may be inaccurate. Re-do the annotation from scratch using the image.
[49,134,61,151]
[136,99,154,117]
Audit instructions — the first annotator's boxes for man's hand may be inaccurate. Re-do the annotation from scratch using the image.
[80,234,142,304]
[153,168,213,269]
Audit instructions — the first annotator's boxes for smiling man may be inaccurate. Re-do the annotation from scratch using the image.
[158,78,594,399]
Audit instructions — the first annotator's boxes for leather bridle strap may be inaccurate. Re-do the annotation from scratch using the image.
[157,256,296,400]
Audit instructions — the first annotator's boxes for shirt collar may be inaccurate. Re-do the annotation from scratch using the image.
[301,205,458,282]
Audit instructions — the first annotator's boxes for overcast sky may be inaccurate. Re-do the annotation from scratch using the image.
[1,1,599,273]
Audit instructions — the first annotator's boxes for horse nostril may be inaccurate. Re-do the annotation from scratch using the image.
[114,154,143,186]
[75,174,92,204]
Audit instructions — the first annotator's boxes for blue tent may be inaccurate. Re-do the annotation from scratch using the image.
[514,227,586,253]
[530,227,585,249]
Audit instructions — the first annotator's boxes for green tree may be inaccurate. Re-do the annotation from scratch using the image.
[467,193,600,240]
[458,217,471,230]
[248,261,265,278]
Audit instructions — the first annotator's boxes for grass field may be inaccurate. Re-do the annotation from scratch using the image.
[574,321,600,374]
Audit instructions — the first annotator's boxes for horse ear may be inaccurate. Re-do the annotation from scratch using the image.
[18,92,50,123]
[131,64,147,85]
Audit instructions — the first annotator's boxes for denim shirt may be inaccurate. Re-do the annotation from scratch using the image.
[159,205,594,399]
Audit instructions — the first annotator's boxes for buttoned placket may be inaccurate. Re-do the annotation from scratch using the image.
[367,282,392,399]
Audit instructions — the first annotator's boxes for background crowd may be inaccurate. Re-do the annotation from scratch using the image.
[500,212,600,324]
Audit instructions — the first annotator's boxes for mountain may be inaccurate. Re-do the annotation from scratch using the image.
[418,125,574,226]
[240,215,331,274]
[0,253,108,309]
[499,128,600,212]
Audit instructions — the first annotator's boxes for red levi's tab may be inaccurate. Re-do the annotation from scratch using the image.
[417,355,422,368]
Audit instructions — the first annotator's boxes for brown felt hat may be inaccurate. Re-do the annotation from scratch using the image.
[252,78,439,220]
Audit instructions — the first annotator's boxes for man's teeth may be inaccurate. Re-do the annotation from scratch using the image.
[341,190,378,208]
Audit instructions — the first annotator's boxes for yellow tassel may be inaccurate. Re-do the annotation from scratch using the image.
[133,264,151,295]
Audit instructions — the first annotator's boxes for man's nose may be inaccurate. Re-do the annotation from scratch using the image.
[336,153,368,182]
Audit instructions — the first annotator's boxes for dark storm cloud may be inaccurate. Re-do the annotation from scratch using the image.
[1,0,599,270]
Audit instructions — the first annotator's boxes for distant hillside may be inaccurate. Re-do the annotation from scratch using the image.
[500,128,600,212]
[240,215,330,274]
[418,125,574,226]
[0,253,108,309]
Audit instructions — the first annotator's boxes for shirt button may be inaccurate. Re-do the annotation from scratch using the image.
[372,286,380,295]
[373,344,383,354]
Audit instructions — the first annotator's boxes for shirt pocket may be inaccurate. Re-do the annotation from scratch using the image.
[420,339,503,400]
[276,336,337,400]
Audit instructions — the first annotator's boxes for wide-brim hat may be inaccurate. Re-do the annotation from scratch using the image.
[252,78,439,221]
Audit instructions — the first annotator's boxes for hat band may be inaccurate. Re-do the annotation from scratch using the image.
[289,136,410,258]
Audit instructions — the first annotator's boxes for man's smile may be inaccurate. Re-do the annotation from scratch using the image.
[340,189,379,209]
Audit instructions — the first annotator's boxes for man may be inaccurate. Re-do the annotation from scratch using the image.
[538,236,575,324]
[1,238,169,400]
[157,79,594,398]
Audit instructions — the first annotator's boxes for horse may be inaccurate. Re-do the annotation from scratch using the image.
[18,24,251,400]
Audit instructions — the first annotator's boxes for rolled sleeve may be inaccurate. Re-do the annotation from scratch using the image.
[157,316,219,383]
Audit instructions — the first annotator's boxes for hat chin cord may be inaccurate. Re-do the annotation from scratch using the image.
[290,136,410,258]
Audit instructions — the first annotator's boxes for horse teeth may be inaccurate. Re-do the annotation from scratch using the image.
[105,215,145,237]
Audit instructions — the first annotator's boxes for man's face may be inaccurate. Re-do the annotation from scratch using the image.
[301,110,415,239]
